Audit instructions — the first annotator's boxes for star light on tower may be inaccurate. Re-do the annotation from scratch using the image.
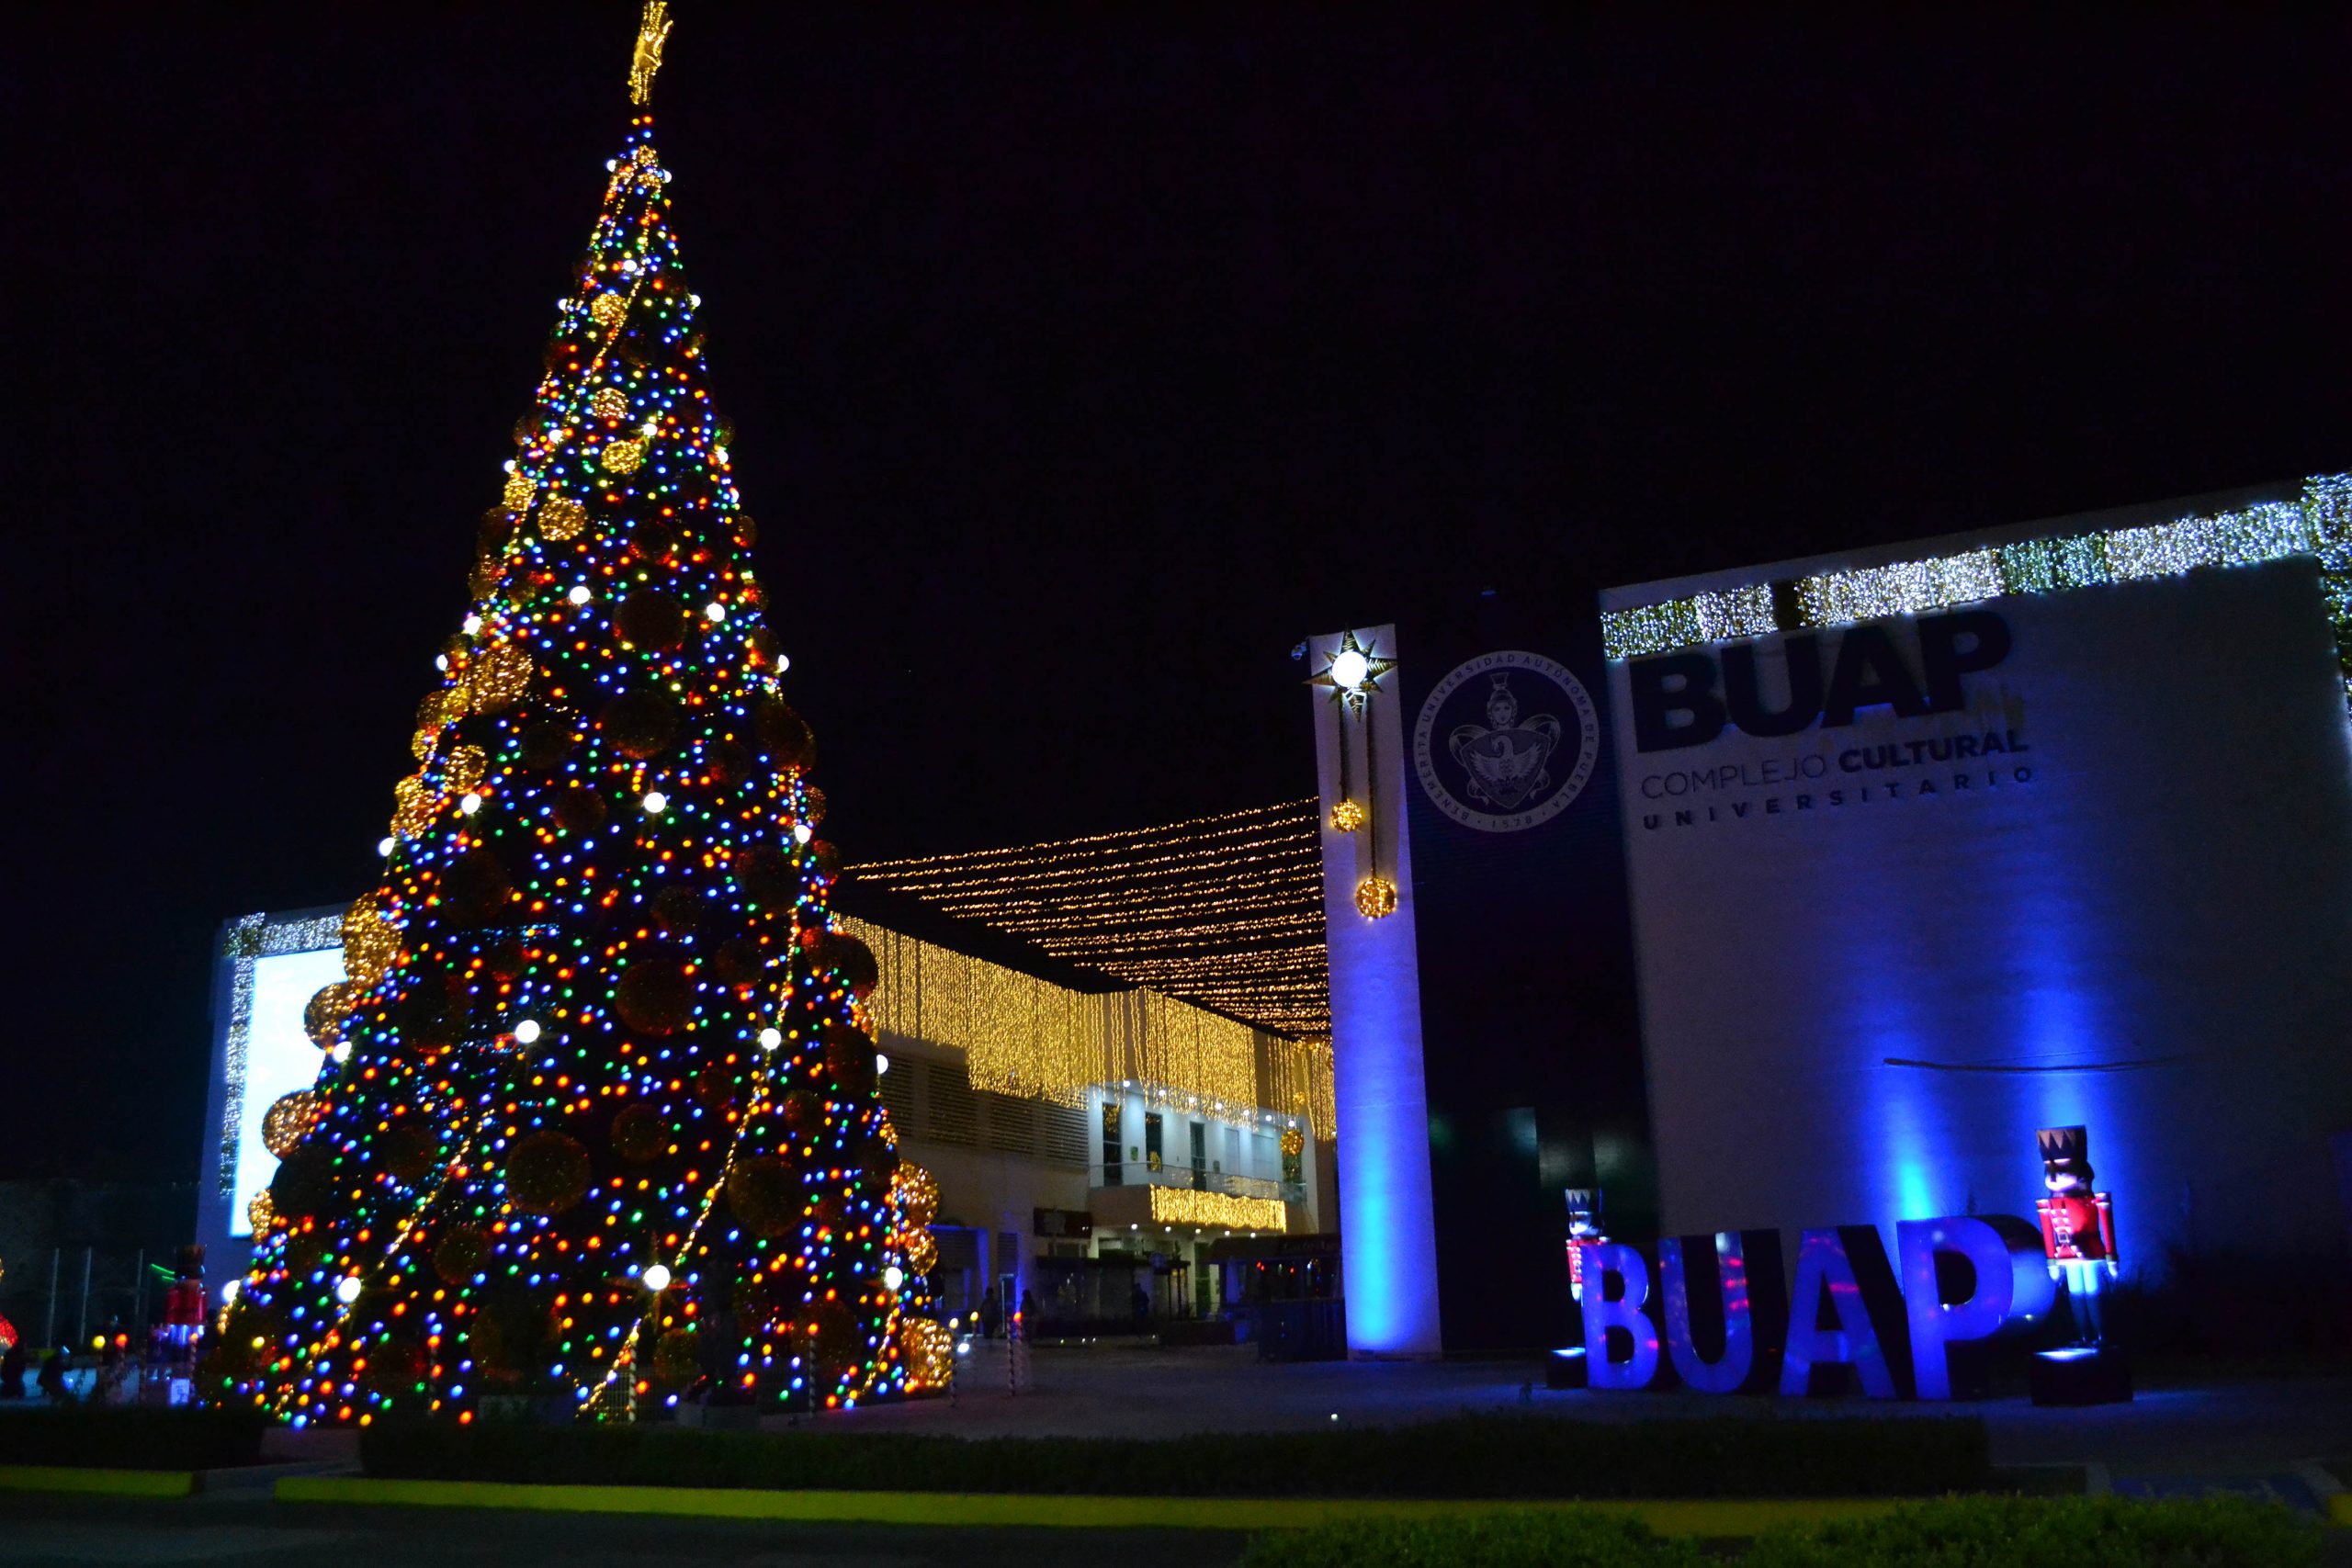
[1307,625,1392,869]
[1310,628,1397,716]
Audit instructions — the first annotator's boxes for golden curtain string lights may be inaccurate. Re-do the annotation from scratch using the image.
[841,918,1336,1137]
[1146,1185,1290,1232]
[850,800,1332,1041]
[1601,474,2352,713]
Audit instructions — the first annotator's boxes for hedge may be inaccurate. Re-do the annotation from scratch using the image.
[0,1406,268,1471]
[1242,1509,1704,1568]
[1244,1498,2321,1568]
[362,1413,1993,1498]
[1741,1495,2321,1567]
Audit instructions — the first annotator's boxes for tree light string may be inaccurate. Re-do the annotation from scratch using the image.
[851,801,1332,1041]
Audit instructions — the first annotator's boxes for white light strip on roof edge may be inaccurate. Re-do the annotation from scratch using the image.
[1602,475,2352,697]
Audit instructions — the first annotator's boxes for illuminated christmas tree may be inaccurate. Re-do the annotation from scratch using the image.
[218,3,939,1424]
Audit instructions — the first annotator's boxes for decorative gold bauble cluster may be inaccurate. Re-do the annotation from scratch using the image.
[1328,798,1364,833]
[538,494,587,540]
[1353,875,1397,919]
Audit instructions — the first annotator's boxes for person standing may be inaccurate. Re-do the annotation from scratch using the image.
[38,1347,71,1404]
[978,1287,1002,1341]
[0,1339,27,1400]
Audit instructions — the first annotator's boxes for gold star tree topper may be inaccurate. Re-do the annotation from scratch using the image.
[1309,629,1397,715]
[629,0,673,106]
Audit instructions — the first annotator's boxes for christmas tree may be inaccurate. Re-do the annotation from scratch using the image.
[218,3,951,1425]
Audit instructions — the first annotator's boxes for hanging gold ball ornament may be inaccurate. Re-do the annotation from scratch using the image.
[1281,1125,1306,1158]
[590,291,629,331]
[537,493,587,540]
[601,437,647,475]
[446,743,490,795]
[340,897,401,988]
[409,728,438,762]
[304,981,359,1047]
[590,387,628,421]
[1329,798,1366,833]
[245,1190,276,1234]
[892,1163,940,1227]
[901,1226,939,1276]
[390,773,436,839]
[466,643,534,714]
[501,471,536,512]
[899,1317,954,1391]
[1354,874,1398,919]
[261,1090,320,1157]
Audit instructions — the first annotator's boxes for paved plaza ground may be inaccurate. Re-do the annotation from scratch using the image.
[808,1340,2352,1484]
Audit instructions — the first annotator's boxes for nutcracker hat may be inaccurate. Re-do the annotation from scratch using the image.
[2036,1125,2088,1163]
[1563,1188,1600,1216]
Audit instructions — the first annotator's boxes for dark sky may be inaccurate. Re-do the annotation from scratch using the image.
[11,5,2348,1183]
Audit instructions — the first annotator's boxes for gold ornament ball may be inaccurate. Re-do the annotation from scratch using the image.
[501,471,536,512]
[1280,1125,1306,1158]
[409,728,438,762]
[590,387,628,422]
[446,743,490,795]
[901,1227,940,1276]
[590,291,628,331]
[1329,798,1365,833]
[262,1090,320,1158]
[246,1190,276,1234]
[893,1162,940,1226]
[341,897,401,988]
[538,493,587,541]
[467,643,534,714]
[304,981,358,1048]
[1354,875,1398,919]
[602,437,647,475]
[899,1317,955,1390]
[390,773,436,839]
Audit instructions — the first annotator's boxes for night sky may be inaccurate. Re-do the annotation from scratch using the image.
[12,5,2347,1184]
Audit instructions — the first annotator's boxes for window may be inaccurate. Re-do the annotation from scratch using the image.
[1144,1111,1163,1173]
[1101,1100,1123,1185]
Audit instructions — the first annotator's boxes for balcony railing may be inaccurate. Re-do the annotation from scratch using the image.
[1095,1161,1302,1203]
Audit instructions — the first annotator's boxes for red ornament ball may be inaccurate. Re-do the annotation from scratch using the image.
[755,697,816,772]
[432,1224,489,1286]
[613,949,693,1035]
[612,1103,671,1164]
[615,589,686,651]
[726,1154,803,1238]
[502,1130,592,1216]
[600,690,680,761]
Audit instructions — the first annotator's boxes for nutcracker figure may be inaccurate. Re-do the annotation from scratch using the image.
[153,1245,207,1404]
[1564,1189,1606,1303]
[2035,1126,2118,1344]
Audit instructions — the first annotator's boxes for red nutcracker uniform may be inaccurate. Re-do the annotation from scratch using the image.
[2035,1126,2118,1344]
[2036,1188,2116,1264]
[1564,1189,1605,1303]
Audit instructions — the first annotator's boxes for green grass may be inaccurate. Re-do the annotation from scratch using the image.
[1244,1497,2322,1567]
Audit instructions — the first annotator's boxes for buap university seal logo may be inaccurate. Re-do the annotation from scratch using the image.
[1414,649,1600,832]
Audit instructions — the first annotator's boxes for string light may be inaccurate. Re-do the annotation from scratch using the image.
[842,919,1336,1136]
[1602,476,2352,710]
[220,5,923,1430]
[1146,1186,1288,1232]
[851,800,1331,1040]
